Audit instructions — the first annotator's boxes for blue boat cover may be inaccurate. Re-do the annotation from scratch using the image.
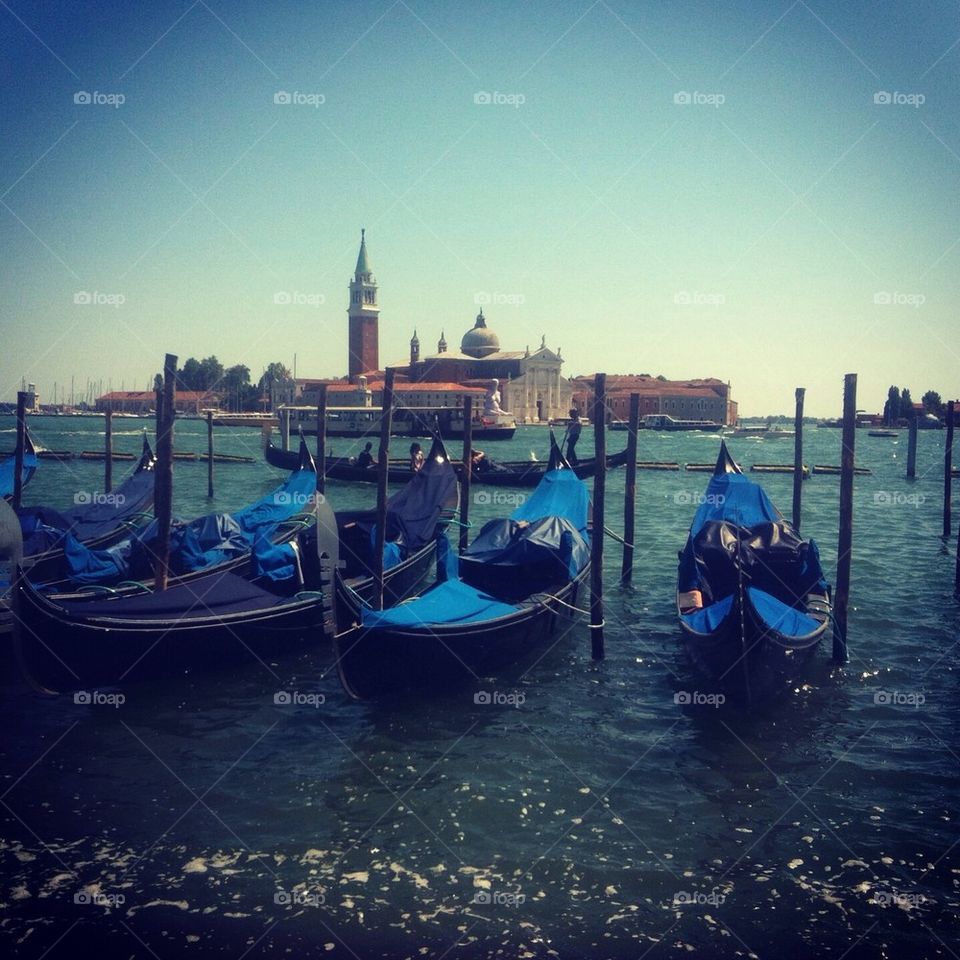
[511,468,590,533]
[250,530,299,582]
[360,576,520,629]
[748,586,821,638]
[678,444,830,644]
[680,593,734,634]
[20,455,155,556]
[0,437,38,499]
[688,471,781,538]
[360,465,590,629]
[61,465,316,584]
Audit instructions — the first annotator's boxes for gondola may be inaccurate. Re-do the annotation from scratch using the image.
[0,436,158,635]
[264,435,630,487]
[26,439,320,601]
[0,426,38,499]
[18,434,157,581]
[13,435,458,692]
[334,433,591,699]
[676,441,832,702]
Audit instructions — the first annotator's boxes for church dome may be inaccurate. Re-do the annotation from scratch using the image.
[460,309,500,358]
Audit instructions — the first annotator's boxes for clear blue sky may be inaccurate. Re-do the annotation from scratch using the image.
[1,0,958,416]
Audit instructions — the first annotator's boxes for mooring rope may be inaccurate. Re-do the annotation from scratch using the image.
[603,525,634,548]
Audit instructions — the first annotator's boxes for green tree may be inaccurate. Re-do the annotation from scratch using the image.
[198,356,224,392]
[921,390,943,417]
[221,364,262,411]
[258,362,292,393]
[900,387,914,420]
[178,357,202,390]
[883,385,900,425]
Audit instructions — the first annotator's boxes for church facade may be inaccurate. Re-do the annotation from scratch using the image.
[402,311,573,423]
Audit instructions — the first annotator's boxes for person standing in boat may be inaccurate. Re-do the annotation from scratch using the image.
[565,408,582,465]
[409,442,424,473]
[356,441,374,468]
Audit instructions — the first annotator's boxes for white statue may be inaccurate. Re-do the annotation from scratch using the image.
[484,379,505,415]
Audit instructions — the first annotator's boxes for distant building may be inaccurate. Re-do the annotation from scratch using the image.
[96,390,220,415]
[570,375,737,425]
[397,312,574,423]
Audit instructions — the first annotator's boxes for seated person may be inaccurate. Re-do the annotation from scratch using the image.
[356,441,374,468]
[409,442,424,473]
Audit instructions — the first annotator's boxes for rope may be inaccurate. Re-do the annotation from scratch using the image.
[603,525,634,547]
[536,590,593,617]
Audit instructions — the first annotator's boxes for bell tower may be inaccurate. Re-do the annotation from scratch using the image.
[348,229,379,382]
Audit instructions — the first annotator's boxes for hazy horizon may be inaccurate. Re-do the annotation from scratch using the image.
[2,0,958,417]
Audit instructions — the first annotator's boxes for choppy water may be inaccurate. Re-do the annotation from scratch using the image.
[2,416,959,958]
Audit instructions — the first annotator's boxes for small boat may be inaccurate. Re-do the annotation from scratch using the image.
[264,435,631,487]
[0,426,38,499]
[280,405,517,441]
[13,436,458,691]
[867,429,898,438]
[676,441,832,701]
[644,414,723,432]
[731,425,794,439]
[334,434,591,699]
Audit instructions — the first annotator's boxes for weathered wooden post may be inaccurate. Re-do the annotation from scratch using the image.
[281,406,291,452]
[373,369,396,610]
[154,376,162,442]
[460,396,473,555]
[591,373,606,659]
[12,392,27,511]
[104,408,113,493]
[620,392,640,583]
[906,415,918,479]
[153,354,177,592]
[206,410,214,498]
[944,400,955,539]
[316,383,328,495]
[833,373,857,663]
[956,516,960,602]
[792,387,805,531]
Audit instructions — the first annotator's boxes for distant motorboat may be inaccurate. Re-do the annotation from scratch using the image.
[643,414,722,432]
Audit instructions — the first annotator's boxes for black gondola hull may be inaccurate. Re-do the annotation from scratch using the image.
[265,441,630,487]
[678,590,829,701]
[334,567,588,699]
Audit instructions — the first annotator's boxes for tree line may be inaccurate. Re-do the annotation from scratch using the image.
[883,386,946,425]
[173,357,292,412]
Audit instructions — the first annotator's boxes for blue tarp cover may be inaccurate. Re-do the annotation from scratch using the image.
[688,471,781,538]
[361,577,520,629]
[0,445,37,499]
[21,459,155,556]
[61,466,315,584]
[511,468,590,532]
[748,586,821,638]
[680,593,734,634]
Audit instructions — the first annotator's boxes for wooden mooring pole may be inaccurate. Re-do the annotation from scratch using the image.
[153,354,177,592]
[206,410,215,498]
[620,392,639,584]
[460,396,473,556]
[12,392,26,511]
[833,373,857,663]
[943,400,954,539]
[104,409,113,493]
[792,387,805,531]
[316,384,328,495]
[906,415,918,479]
[373,369,396,611]
[591,373,606,659]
